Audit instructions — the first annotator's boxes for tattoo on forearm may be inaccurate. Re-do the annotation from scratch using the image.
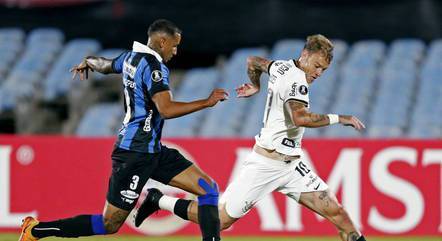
[247,68,261,87]
[247,56,270,88]
[252,57,270,73]
[318,191,330,207]
[308,114,327,123]
[85,56,113,74]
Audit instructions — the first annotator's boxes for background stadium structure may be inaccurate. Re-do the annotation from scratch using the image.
[0,27,440,138]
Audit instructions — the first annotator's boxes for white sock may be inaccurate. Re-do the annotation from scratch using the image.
[158,195,179,212]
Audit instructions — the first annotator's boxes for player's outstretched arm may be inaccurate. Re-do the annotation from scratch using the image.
[152,88,228,119]
[285,100,365,130]
[237,56,272,97]
[70,56,114,80]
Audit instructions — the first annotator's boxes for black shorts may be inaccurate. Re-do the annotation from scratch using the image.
[106,146,193,211]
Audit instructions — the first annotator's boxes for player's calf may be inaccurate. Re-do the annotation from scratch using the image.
[28,214,107,239]
[197,178,221,241]
[315,191,367,241]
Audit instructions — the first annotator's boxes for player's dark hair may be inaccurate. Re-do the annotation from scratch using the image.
[148,19,182,37]
[304,34,334,63]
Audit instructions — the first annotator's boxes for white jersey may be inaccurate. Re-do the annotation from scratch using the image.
[220,60,329,219]
[255,59,310,156]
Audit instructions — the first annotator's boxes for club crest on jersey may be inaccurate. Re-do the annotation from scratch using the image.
[151,70,163,82]
[299,85,308,95]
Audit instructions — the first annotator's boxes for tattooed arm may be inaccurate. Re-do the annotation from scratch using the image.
[236,56,273,98]
[70,56,114,80]
[285,100,330,128]
[284,100,365,130]
[246,56,272,89]
[83,56,114,74]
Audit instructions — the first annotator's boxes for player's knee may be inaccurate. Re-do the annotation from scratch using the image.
[197,178,219,202]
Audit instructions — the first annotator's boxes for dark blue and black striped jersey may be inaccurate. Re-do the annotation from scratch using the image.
[111,42,170,153]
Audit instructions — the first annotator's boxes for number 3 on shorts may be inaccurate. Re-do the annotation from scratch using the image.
[130,175,140,190]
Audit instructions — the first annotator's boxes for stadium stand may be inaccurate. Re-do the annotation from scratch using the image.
[43,39,101,101]
[0,27,440,138]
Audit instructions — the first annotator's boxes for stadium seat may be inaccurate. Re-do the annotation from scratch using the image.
[0,28,64,112]
[162,68,221,137]
[199,47,268,137]
[76,103,122,136]
[43,39,101,101]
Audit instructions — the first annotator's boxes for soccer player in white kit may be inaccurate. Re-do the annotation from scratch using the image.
[134,34,367,241]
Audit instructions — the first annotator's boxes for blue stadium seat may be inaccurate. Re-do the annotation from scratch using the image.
[0,28,25,43]
[270,39,304,60]
[0,28,66,111]
[325,40,386,137]
[76,103,122,136]
[27,28,64,45]
[199,47,268,137]
[162,68,221,137]
[43,39,101,101]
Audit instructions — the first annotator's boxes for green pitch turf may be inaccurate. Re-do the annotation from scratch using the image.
[1,234,441,241]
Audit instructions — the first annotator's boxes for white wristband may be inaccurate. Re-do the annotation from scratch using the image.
[327,114,339,125]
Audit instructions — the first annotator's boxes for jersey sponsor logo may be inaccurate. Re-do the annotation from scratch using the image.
[123,78,136,89]
[277,64,290,75]
[281,138,301,148]
[123,61,136,78]
[143,110,153,132]
[289,83,297,96]
[151,70,163,82]
[299,85,308,95]
[282,138,296,148]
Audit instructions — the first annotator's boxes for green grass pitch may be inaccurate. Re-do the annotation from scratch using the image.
[2,233,441,241]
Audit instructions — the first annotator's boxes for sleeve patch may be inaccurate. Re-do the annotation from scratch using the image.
[298,85,308,95]
[151,70,163,82]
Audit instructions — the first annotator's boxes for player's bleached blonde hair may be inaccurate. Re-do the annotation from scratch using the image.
[304,34,334,63]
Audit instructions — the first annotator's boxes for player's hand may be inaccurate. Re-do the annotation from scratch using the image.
[206,88,229,107]
[235,83,259,98]
[70,58,94,80]
[339,115,366,131]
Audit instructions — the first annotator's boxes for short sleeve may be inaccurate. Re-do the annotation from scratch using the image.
[268,60,285,75]
[111,51,129,73]
[143,64,170,97]
[281,74,309,107]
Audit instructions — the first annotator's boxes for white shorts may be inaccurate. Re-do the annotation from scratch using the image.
[220,150,328,218]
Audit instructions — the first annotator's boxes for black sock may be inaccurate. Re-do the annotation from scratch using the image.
[173,199,191,220]
[198,205,220,241]
[197,178,220,241]
[357,236,367,241]
[31,214,106,238]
